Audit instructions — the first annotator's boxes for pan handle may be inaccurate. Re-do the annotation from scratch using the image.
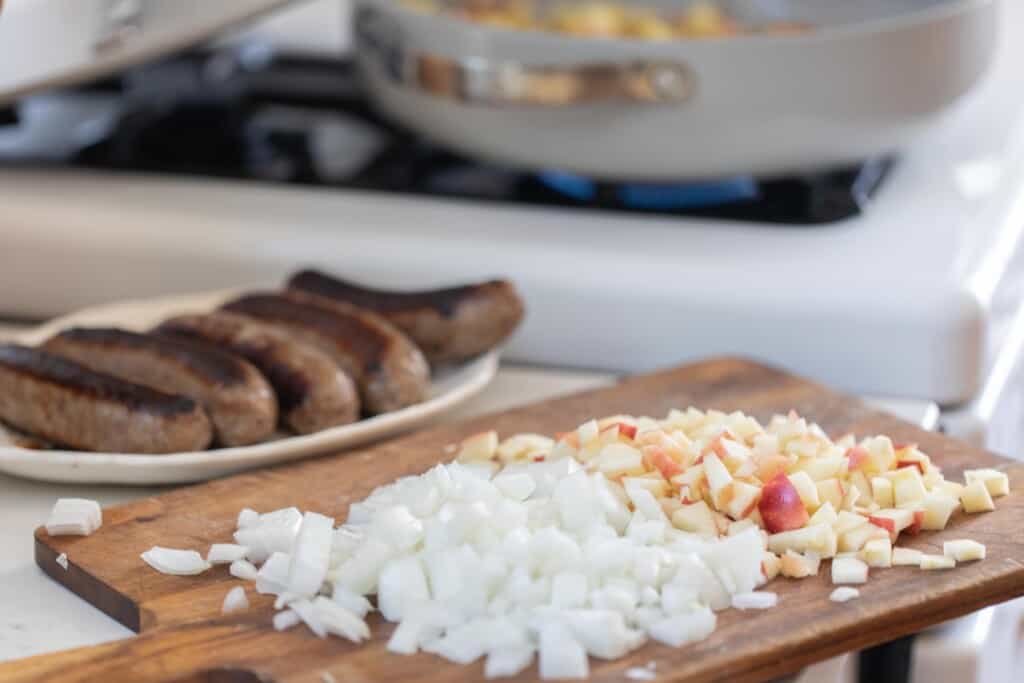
[354,7,696,107]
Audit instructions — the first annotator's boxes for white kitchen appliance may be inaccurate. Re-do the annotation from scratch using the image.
[0,1,1023,679]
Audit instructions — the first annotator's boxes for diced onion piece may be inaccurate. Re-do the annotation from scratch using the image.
[222,586,249,614]
[141,547,211,576]
[920,554,956,570]
[539,623,589,680]
[313,596,370,642]
[626,667,657,681]
[831,557,868,585]
[208,543,250,564]
[647,607,716,648]
[256,552,291,594]
[731,591,777,610]
[943,539,986,562]
[45,498,102,536]
[486,646,534,679]
[237,508,259,528]
[229,559,259,581]
[273,608,301,631]
[331,585,373,618]
[288,512,335,597]
[829,587,860,603]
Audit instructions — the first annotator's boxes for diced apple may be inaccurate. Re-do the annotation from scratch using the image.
[594,444,646,477]
[642,446,684,481]
[456,430,499,462]
[787,471,821,512]
[964,469,1010,498]
[808,502,838,527]
[921,493,958,532]
[713,511,732,535]
[577,419,600,446]
[703,453,734,509]
[728,518,758,536]
[780,550,820,578]
[767,524,832,555]
[943,539,986,562]
[816,478,845,511]
[723,481,762,520]
[758,473,809,533]
[904,510,925,535]
[862,435,896,473]
[841,484,861,511]
[755,454,791,483]
[892,547,923,566]
[960,480,995,513]
[871,477,894,508]
[762,551,781,581]
[831,557,869,585]
[935,480,965,499]
[862,538,892,568]
[890,468,927,506]
[713,437,753,471]
[920,554,955,570]
[797,455,844,482]
[846,446,870,472]
[671,501,718,537]
[621,476,669,498]
[839,523,888,553]
[868,509,914,541]
[848,470,872,499]
[834,510,869,535]
[614,422,638,440]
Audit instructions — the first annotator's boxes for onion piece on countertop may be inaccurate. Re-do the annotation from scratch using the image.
[222,586,249,614]
[46,498,102,536]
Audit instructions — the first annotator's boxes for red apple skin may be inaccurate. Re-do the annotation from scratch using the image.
[617,423,638,440]
[758,473,809,533]
[868,516,896,535]
[897,460,926,474]
[846,446,870,471]
[906,511,925,535]
[643,446,683,480]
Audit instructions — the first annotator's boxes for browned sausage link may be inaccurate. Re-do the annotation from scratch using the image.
[42,328,277,447]
[286,270,525,363]
[221,293,430,414]
[0,344,212,453]
[155,311,360,434]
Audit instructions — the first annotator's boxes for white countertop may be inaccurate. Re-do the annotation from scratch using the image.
[0,359,936,664]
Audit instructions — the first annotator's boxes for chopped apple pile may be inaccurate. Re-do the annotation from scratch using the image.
[460,408,1007,582]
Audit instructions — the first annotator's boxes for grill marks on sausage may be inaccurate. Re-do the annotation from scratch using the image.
[0,344,198,416]
[46,328,250,387]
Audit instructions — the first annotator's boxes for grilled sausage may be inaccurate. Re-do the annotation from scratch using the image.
[0,344,212,453]
[43,328,277,447]
[287,270,525,363]
[221,293,429,414]
[155,311,360,434]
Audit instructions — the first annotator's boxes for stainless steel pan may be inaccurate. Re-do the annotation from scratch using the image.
[353,0,999,180]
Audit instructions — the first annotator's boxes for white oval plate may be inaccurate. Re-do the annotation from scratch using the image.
[0,291,498,485]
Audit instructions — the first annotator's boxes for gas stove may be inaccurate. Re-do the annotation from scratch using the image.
[2,1,1024,430]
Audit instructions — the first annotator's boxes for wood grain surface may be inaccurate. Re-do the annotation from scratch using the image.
[5,358,1024,683]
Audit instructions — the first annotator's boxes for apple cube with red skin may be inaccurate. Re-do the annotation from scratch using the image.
[643,446,684,481]
[903,509,925,535]
[868,508,915,541]
[758,473,809,533]
[846,446,870,471]
[816,478,845,511]
[762,551,782,581]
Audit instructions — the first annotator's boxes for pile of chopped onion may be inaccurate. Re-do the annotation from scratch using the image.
[139,408,1007,679]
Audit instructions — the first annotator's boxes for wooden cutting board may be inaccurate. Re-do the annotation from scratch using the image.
[6,358,1024,683]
